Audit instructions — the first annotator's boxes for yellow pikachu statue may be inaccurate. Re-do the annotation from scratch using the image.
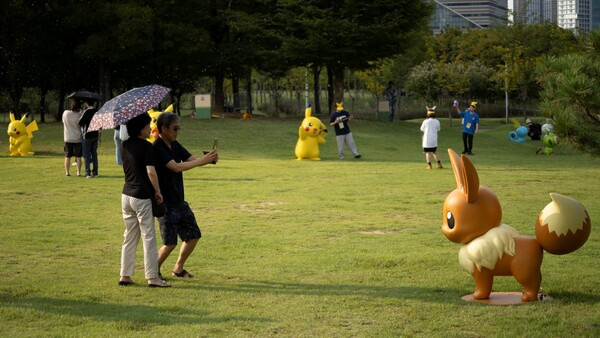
[7,113,38,156]
[147,104,173,143]
[295,107,327,160]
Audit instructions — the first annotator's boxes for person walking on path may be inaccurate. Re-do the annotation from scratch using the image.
[454,100,479,155]
[119,113,170,288]
[62,101,83,176]
[420,106,443,169]
[329,102,361,160]
[153,112,219,279]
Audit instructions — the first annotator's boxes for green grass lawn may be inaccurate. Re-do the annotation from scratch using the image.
[1,115,599,336]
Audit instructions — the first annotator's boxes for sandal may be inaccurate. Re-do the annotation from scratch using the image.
[148,279,171,288]
[172,269,194,278]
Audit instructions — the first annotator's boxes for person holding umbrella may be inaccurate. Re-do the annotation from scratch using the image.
[154,112,218,278]
[118,113,170,287]
[62,100,83,176]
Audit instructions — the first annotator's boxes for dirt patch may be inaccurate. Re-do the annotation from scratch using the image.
[358,230,397,235]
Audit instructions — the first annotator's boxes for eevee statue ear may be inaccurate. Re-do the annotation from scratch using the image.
[447,149,479,203]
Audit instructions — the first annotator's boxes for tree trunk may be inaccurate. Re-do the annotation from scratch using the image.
[9,84,23,120]
[232,73,240,112]
[99,60,111,102]
[39,86,48,123]
[333,66,344,105]
[327,66,334,115]
[214,70,225,114]
[56,86,66,122]
[312,65,321,116]
[246,70,253,114]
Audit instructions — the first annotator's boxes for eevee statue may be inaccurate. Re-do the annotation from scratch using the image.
[441,149,591,302]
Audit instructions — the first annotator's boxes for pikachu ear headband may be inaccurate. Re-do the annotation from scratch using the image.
[336,102,344,110]
[470,101,478,108]
[426,106,436,116]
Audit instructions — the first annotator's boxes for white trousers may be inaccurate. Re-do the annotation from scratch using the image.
[120,194,159,279]
[336,132,359,159]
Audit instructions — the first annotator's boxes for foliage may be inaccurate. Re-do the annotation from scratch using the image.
[537,29,600,155]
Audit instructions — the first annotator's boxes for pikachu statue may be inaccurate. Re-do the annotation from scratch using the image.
[147,104,173,143]
[295,107,327,160]
[7,113,38,156]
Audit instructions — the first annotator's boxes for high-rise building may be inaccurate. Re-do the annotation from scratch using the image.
[437,0,509,28]
[592,0,600,30]
[558,0,591,34]
[543,0,558,22]
[512,0,544,24]
[430,0,483,34]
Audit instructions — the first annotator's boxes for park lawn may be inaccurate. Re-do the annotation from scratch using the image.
[0,115,599,336]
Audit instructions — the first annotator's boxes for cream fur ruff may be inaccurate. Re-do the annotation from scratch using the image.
[458,224,520,274]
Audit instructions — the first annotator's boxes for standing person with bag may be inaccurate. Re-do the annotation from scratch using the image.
[62,101,83,176]
[78,99,100,177]
[153,112,218,279]
[118,113,170,288]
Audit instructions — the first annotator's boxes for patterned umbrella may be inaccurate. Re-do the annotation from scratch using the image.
[88,84,171,131]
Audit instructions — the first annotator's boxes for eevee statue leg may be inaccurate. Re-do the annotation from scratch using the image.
[472,268,494,300]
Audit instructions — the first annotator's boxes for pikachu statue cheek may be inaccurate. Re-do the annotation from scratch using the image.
[7,113,38,156]
[295,107,328,160]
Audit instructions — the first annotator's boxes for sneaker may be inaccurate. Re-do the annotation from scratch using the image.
[427,164,432,170]
[86,175,93,178]
[437,163,443,169]
[461,151,467,154]
[354,154,362,159]
[467,152,474,155]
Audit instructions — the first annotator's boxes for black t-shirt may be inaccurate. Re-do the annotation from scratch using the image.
[78,107,99,139]
[121,137,156,199]
[153,137,191,207]
[330,110,351,135]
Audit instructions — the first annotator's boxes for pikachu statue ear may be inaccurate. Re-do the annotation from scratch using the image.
[10,113,15,122]
[305,107,312,118]
[20,114,28,123]
[447,149,479,203]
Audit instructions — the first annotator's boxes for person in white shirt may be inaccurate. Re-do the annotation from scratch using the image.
[420,106,443,169]
[62,101,83,176]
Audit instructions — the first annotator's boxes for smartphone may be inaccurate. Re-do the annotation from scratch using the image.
[212,138,219,150]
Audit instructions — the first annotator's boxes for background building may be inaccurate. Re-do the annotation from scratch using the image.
[436,0,509,27]
[430,0,483,34]
[558,0,591,34]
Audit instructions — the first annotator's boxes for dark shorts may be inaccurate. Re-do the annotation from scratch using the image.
[423,147,437,153]
[64,142,83,157]
[158,201,202,245]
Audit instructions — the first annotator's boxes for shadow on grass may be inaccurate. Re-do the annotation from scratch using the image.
[181,280,468,304]
[0,295,269,326]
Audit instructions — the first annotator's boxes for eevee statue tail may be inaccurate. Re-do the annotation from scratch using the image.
[441,149,591,302]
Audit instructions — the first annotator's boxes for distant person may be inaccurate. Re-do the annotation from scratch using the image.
[119,113,170,288]
[420,106,443,169]
[62,101,83,176]
[78,99,99,177]
[383,81,398,122]
[525,118,542,140]
[330,102,361,160]
[454,100,479,155]
[154,112,219,278]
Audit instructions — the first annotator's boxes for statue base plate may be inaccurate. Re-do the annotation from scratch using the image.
[461,292,552,305]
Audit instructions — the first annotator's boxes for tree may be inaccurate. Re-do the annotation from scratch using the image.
[537,30,600,155]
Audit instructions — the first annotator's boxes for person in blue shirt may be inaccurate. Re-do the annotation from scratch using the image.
[454,101,479,155]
